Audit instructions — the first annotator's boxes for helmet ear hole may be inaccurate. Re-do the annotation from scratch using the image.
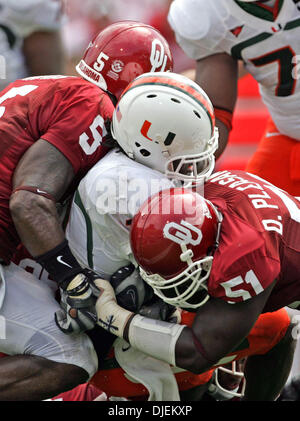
[140,149,151,157]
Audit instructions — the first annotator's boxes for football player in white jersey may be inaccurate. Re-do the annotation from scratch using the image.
[65,71,218,279]
[168,0,300,196]
[0,0,64,90]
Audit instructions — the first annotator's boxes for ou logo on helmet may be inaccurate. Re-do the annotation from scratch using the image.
[163,220,203,246]
[150,39,168,72]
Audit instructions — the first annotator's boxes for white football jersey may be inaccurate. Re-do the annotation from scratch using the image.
[65,149,174,279]
[0,0,62,90]
[168,0,300,140]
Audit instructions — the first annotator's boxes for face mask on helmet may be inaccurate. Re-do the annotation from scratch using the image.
[111,71,219,185]
[76,21,173,101]
[130,188,222,309]
[210,360,246,400]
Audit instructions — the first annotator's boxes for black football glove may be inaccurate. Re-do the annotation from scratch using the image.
[110,263,154,312]
[139,295,179,323]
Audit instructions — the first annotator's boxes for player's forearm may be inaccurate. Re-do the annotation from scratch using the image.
[95,279,214,374]
[23,31,65,76]
[10,190,65,255]
[215,119,230,160]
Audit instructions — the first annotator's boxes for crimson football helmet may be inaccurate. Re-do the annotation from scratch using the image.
[111,71,218,184]
[130,188,222,309]
[76,21,173,100]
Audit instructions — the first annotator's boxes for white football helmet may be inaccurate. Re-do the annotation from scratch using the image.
[111,72,218,184]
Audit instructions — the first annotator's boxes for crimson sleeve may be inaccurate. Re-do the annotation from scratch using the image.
[35,82,114,173]
[208,247,280,304]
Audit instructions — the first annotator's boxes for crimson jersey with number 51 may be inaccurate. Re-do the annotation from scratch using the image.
[205,170,300,312]
[0,76,114,263]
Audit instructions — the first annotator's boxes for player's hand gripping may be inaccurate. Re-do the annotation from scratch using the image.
[95,264,180,339]
[55,269,102,334]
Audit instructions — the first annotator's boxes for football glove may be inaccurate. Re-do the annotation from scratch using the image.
[139,295,180,323]
[55,269,101,334]
[110,263,154,312]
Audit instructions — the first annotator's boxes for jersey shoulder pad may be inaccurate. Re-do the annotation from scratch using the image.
[168,0,228,59]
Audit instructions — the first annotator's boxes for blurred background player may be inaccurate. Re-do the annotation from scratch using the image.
[0,0,64,90]
[168,0,300,195]
[62,0,192,75]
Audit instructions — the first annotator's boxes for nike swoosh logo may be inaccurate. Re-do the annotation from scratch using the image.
[126,289,136,303]
[265,132,281,138]
[57,256,73,268]
[37,189,48,194]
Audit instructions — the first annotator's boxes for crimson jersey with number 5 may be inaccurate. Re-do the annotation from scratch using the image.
[205,170,300,312]
[0,76,114,263]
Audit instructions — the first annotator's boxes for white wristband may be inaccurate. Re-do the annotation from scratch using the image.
[128,314,186,367]
[95,279,133,338]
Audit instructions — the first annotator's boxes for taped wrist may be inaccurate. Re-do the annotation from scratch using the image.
[95,279,135,338]
[128,314,186,367]
[35,239,82,289]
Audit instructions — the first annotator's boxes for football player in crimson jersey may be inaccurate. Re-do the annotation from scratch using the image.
[168,0,300,196]
[0,21,173,400]
[95,170,300,400]
[58,72,295,401]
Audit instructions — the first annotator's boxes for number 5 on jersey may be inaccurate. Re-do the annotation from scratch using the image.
[79,115,105,155]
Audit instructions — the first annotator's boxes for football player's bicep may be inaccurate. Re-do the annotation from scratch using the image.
[175,279,276,372]
[195,53,238,158]
[23,31,64,76]
[196,53,238,111]
[12,138,74,200]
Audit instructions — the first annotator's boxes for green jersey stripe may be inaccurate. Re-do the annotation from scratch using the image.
[74,190,94,269]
